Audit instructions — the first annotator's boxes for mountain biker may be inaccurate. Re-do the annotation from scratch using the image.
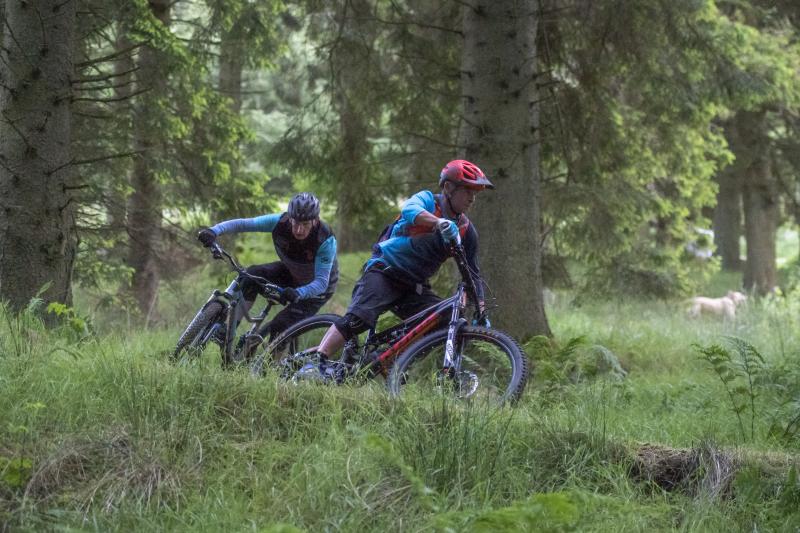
[197,192,338,345]
[299,159,493,380]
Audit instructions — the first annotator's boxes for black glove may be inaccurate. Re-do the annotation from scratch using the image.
[198,228,217,248]
[280,287,300,305]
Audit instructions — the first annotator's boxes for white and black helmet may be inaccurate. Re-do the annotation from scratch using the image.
[288,192,321,221]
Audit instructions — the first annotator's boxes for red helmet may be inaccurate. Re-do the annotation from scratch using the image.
[438,159,495,190]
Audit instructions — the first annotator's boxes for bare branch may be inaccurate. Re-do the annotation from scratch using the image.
[53,0,75,12]
[447,0,479,11]
[368,9,462,36]
[72,150,144,167]
[2,17,35,69]
[75,42,145,68]
[72,86,150,104]
[45,157,74,177]
[73,78,137,93]
[1,111,34,151]
[73,65,140,84]
[73,110,115,120]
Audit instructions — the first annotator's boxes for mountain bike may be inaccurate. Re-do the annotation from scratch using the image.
[172,243,286,367]
[250,230,530,404]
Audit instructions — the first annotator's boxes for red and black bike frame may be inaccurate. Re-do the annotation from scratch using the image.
[370,238,481,375]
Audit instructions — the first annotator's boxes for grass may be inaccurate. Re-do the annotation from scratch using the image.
[2,245,800,531]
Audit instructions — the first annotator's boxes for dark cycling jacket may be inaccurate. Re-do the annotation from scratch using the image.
[210,213,338,299]
[367,190,483,299]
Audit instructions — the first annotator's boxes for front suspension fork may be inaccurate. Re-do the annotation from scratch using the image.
[443,286,468,370]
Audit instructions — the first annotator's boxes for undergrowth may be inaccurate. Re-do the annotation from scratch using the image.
[2,266,800,530]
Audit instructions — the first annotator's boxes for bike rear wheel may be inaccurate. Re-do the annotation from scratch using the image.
[387,326,529,404]
[250,313,340,377]
[173,302,225,363]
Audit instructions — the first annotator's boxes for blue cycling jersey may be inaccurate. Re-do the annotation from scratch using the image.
[367,190,483,298]
[211,214,338,300]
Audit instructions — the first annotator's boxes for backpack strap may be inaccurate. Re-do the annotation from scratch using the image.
[377,194,471,242]
[434,194,470,238]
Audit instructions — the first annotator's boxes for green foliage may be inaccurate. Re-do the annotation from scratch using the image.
[363,432,440,511]
[695,338,765,441]
[430,492,579,532]
[527,335,626,398]
[5,286,800,530]
[734,464,800,528]
[0,456,32,490]
[46,302,93,342]
[71,0,277,295]
[696,336,800,444]
[540,0,800,297]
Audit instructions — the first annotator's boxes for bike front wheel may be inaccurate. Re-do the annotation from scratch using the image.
[250,313,341,377]
[173,301,225,363]
[387,326,529,404]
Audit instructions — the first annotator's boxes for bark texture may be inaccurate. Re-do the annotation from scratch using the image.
[713,119,746,271]
[739,111,777,295]
[219,24,244,115]
[713,168,743,272]
[126,0,170,320]
[459,0,551,337]
[332,0,376,252]
[0,0,77,311]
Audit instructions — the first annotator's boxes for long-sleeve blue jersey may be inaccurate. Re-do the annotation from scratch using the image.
[367,190,483,299]
[211,213,338,299]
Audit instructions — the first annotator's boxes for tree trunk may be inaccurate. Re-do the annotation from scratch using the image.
[713,119,748,272]
[336,94,372,251]
[108,26,134,240]
[459,0,551,338]
[219,26,244,115]
[212,23,245,230]
[0,0,77,312]
[740,111,777,295]
[332,0,375,252]
[713,169,743,271]
[126,0,170,320]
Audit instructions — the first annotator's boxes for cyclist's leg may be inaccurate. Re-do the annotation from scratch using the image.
[235,262,293,335]
[392,285,444,322]
[318,268,404,357]
[242,262,293,303]
[263,294,329,341]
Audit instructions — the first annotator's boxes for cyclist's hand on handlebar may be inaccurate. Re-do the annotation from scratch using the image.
[436,218,459,244]
[279,287,300,305]
[198,228,217,248]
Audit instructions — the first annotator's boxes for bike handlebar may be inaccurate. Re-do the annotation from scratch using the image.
[209,243,283,301]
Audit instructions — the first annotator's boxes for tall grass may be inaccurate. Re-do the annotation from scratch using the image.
[2,258,800,530]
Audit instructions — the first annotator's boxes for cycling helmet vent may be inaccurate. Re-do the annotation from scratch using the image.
[288,192,321,221]
[438,159,495,189]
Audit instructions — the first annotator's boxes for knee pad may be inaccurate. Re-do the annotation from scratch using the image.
[334,313,370,340]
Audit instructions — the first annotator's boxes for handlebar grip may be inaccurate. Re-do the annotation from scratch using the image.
[436,219,462,246]
[435,219,450,231]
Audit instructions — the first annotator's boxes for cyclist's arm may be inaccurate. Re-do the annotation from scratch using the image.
[401,190,439,227]
[210,213,281,236]
[295,236,337,300]
[463,225,486,307]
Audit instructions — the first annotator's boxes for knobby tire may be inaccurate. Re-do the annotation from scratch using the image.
[172,301,224,361]
[250,313,340,377]
[387,326,529,404]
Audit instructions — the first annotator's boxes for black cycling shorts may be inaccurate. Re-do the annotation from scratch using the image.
[344,264,442,329]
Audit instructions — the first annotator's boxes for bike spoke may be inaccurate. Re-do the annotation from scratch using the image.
[393,330,524,404]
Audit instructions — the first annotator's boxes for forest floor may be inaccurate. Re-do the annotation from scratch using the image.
[2,241,800,531]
